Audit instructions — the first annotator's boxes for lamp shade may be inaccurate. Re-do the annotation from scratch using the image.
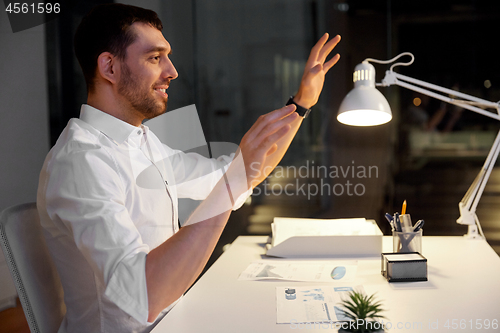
[337,62,392,126]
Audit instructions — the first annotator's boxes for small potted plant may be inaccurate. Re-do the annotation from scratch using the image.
[339,290,386,333]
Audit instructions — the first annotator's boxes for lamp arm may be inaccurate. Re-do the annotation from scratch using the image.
[462,131,500,212]
[456,130,500,239]
[380,71,500,121]
[378,69,500,239]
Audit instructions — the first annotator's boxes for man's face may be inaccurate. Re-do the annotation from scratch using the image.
[117,22,178,120]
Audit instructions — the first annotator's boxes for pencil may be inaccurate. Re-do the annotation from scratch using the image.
[402,200,407,215]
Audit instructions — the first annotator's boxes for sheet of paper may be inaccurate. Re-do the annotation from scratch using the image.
[276,285,365,324]
[271,218,379,247]
[238,260,357,282]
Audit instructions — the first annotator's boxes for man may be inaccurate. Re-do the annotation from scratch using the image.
[37,3,341,333]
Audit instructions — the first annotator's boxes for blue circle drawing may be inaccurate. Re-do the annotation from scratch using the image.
[331,266,346,280]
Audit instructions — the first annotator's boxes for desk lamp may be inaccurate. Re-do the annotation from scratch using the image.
[338,52,500,239]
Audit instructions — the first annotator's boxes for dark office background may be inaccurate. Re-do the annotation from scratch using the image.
[2,0,500,275]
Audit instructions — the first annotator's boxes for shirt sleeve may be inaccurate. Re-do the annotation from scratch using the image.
[43,140,151,324]
[164,145,252,210]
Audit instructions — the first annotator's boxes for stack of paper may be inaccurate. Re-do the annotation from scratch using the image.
[266,217,382,257]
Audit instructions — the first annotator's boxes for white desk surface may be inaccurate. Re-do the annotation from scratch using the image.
[152,236,500,333]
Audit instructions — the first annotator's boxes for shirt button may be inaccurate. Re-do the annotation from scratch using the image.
[137,130,142,135]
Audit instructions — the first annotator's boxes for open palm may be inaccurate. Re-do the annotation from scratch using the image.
[294,33,341,109]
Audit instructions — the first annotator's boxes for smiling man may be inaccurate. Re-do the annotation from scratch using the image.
[37,3,341,333]
[80,9,178,126]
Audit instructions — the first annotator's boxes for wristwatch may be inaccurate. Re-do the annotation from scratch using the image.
[286,96,312,118]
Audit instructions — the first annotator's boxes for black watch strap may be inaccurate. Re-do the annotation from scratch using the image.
[286,96,311,118]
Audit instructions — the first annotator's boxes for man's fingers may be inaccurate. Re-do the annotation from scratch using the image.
[257,111,298,140]
[269,104,296,120]
[243,124,291,184]
[266,144,278,156]
[310,33,329,56]
[258,124,291,153]
[323,53,340,73]
[306,33,329,66]
[245,104,296,142]
[318,35,341,64]
[307,33,341,66]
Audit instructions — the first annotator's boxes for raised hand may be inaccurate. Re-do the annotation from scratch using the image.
[294,33,341,109]
[235,34,341,191]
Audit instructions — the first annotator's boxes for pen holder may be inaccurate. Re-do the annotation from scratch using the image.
[393,230,422,253]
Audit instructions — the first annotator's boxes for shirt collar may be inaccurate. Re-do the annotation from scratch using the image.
[79,104,144,145]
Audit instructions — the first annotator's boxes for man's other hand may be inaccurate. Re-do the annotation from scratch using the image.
[238,105,299,189]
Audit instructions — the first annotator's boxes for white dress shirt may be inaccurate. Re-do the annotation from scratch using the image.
[37,105,247,333]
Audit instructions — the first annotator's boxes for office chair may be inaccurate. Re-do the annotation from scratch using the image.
[0,202,65,333]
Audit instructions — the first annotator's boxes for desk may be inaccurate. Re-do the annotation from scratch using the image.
[152,236,500,332]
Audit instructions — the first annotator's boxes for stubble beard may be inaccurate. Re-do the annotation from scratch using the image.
[117,62,168,120]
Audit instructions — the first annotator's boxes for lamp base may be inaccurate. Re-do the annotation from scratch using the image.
[464,225,484,240]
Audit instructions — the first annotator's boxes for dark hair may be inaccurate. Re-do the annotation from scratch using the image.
[74,3,163,92]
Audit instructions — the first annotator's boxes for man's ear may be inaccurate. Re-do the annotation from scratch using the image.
[96,52,118,85]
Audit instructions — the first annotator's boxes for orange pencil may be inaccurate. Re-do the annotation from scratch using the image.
[401,200,407,215]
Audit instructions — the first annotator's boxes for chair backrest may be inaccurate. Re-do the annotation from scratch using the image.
[0,202,65,333]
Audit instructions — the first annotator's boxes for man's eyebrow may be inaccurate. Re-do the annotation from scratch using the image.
[144,46,172,55]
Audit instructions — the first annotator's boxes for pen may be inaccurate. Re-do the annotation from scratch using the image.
[401,200,407,215]
[385,213,394,230]
[394,212,402,232]
[413,220,425,232]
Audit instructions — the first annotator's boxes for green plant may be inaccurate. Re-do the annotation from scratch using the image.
[339,290,386,332]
